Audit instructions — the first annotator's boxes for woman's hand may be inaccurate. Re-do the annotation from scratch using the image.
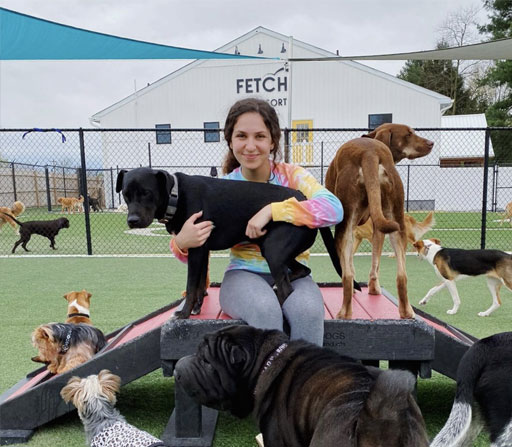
[174,211,214,250]
[246,204,272,239]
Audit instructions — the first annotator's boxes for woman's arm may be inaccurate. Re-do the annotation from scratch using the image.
[271,164,343,228]
[169,211,214,263]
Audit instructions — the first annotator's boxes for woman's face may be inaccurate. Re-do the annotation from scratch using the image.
[230,112,274,180]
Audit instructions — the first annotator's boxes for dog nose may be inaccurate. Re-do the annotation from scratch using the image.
[127,215,141,227]
[426,140,434,149]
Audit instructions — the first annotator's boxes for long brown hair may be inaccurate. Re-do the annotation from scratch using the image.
[222,98,282,175]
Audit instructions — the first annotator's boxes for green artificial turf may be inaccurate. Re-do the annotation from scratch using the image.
[1,255,509,446]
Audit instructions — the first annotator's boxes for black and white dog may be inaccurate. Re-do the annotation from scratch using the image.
[413,238,512,316]
[116,167,358,319]
[431,332,512,447]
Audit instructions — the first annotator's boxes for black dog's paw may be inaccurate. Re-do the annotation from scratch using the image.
[191,307,201,315]
[172,310,191,320]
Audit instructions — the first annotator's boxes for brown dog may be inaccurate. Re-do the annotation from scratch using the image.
[64,290,92,324]
[499,201,512,227]
[31,323,106,374]
[325,123,433,319]
[353,211,435,256]
[57,195,83,214]
[0,201,25,234]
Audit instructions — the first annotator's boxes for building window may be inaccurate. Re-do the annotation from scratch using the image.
[155,124,171,144]
[368,113,392,130]
[204,122,220,143]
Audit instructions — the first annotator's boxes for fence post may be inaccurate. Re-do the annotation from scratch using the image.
[320,141,324,185]
[110,167,115,209]
[11,162,17,202]
[45,166,52,212]
[148,142,152,168]
[79,129,93,255]
[284,128,290,163]
[480,128,491,249]
[406,165,410,212]
[62,166,67,197]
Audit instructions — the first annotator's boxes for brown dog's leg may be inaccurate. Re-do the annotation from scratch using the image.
[335,222,356,319]
[389,230,413,319]
[368,228,385,295]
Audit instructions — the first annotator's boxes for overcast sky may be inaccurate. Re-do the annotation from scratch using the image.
[0,0,489,128]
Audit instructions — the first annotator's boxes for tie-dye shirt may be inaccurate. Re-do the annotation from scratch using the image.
[170,162,343,273]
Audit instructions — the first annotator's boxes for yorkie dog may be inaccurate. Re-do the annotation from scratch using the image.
[31,323,107,374]
[61,370,164,447]
[64,289,93,325]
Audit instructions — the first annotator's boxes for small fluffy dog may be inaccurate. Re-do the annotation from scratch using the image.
[64,290,93,325]
[431,332,512,447]
[413,238,512,316]
[31,323,106,374]
[74,195,85,213]
[61,370,165,447]
[499,201,512,227]
[353,211,435,255]
[0,213,70,253]
[0,200,25,234]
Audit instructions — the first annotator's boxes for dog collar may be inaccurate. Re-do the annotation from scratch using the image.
[60,328,73,354]
[67,312,90,319]
[165,174,179,219]
[253,342,288,396]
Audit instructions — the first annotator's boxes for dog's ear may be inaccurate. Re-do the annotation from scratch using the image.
[84,290,92,301]
[412,241,423,250]
[372,128,392,147]
[63,292,72,301]
[362,129,377,139]
[60,376,83,404]
[430,237,441,245]
[97,369,121,403]
[115,170,128,193]
[155,170,174,218]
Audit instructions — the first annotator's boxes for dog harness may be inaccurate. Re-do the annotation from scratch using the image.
[90,421,164,447]
[165,174,179,219]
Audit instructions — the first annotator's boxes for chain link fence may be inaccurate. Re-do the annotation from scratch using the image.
[0,127,511,255]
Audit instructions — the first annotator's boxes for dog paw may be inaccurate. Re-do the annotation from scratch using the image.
[478,311,489,317]
[419,298,427,305]
[172,310,190,320]
[446,309,457,315]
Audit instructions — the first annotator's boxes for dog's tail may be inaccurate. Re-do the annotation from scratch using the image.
[430,340,487,447]
[361,153,400,234]
[0,212,22,226]
[320,227,361,291]
[359,369,429,447]
[413,211,435,240]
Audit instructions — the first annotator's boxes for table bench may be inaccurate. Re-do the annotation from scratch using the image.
[160,284,435,447]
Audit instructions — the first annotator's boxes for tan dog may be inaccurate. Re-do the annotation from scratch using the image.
[64,289,92,324]
[499,201,512,227]
[0,200,25,234]
[325,123,433,319]
[31,323,106,374]
[73,195,84,213]
[353,211,435,256]
[57,196,82,214]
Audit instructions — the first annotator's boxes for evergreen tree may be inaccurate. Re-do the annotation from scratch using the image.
[479,0,512,162]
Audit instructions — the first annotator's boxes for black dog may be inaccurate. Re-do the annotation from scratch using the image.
[116,168,358,319]
[431,331,512,447]
[87,195,102,212]
[0,213,70,253]
[174,325,429,447]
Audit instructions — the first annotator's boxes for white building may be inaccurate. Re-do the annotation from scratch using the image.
[91,26,503,212]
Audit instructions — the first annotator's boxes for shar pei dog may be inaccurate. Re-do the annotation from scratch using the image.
[174,325,428,447]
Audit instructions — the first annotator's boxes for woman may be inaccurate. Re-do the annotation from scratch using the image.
[170,98,343,345]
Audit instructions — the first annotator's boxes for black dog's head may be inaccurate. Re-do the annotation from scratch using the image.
[174,325,287,418]
[58,218,70,228]
[115,168,174,228]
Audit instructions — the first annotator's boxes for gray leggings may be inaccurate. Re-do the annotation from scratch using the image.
[219,269,324,346]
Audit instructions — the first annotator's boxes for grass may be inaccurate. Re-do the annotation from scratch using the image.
[1,208,511,256]
[1,254,510,446]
